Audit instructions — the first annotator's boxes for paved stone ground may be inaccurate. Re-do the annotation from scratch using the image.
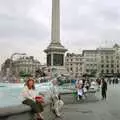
[55,84,120,120]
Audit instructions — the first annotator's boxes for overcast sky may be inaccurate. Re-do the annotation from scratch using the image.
[0,0,120,65]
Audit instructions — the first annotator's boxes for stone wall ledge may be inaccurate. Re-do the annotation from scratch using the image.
[0,101,56,120]
[0,91,97,120]
[0,104,31,117]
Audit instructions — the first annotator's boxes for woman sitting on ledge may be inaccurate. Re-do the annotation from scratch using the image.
[21,79,44,120]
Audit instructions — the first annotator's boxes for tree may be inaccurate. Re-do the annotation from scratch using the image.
[19,71,31,77]
[35,69,46,78]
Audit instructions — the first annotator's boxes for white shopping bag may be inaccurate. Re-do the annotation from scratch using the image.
[77,89,83,96]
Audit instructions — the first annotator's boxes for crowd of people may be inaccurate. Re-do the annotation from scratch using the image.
[20,77,119,119]
[75,78,108,101]
[107,78,119,85]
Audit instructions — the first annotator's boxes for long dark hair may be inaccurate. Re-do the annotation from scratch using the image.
[26,79,35,90]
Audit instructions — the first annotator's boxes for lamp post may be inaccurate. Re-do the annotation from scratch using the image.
[9,53,26,82]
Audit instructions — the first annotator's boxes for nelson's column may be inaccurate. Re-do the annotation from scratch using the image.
[44,0,68,75]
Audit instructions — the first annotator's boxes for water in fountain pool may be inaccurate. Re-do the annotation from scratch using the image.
[0,82,52,107]
[0,82,73,107]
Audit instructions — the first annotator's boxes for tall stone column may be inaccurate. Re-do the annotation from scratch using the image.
[51,0,60,44]
[44,0,67,75]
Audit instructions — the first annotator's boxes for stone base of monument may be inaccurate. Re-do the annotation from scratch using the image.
[50,66,69,77]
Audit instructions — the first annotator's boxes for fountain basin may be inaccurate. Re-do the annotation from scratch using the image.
[0,101,56,120]
[0,82,73,107]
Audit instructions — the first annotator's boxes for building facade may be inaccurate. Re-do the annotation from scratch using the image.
[13,56,41,77]
[65,53,85,78]
[82,50,98,77]
[97,44,120,77]
[65,44,120,78]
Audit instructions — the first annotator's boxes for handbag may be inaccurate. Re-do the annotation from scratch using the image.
[35,96,44,103]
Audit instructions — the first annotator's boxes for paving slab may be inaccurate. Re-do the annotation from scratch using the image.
[55,85,120,120]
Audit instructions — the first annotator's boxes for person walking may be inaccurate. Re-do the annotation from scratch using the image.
[85,80,90,91]
[101,79,107,100]
[21,79,44,120]
[113,78,115,86]
[109,78,112,85]
[76,80,84,101]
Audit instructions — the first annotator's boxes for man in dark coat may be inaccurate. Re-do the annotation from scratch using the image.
[101,79,107,100]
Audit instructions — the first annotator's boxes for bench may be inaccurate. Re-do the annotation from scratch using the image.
[60,88,97,103]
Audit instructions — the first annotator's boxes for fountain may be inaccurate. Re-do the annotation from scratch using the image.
[0,81,73,108]
[0,82,56,120]
[0,0,72,119]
